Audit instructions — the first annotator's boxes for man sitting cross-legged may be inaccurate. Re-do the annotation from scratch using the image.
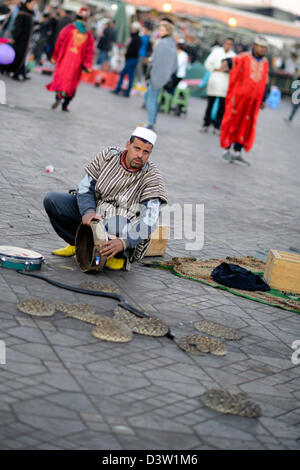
[43,127,167,270]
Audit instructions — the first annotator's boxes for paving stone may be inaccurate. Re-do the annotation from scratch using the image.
[118,428,202,450]
[34,371,82,392]
[0,411,17,426]
[35,443,64,450]
[277,439,300,450]
[47,392,97,413]
[15,316,38,328]
[62,430,122,450]
[52,345,98,365]
[18,413,86,437]
[75,371,149,396]
[129,411,195,434]
[194,418,258,441]
[14,435,43,448]
[259,417,300,439]
[11,343,58,362]
[6,326,48,344]
[84,421,111,432]
[86,360,148,377]
[41,330,90,347]
[4,361,47,377]
[201,436,266,450]
[12,397,79,419]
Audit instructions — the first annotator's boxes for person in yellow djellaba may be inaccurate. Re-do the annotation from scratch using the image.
[43,127,167,271]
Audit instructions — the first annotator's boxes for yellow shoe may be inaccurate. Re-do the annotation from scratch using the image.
[52,245,75,256]
[105,257,125,270]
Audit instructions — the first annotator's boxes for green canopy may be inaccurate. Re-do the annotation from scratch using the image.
[113,2,129,45]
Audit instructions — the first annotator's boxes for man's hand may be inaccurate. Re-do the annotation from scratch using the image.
[82,212,103,226]
[220,60,229,72]
[261,102,266,110]
[99,236,124,259]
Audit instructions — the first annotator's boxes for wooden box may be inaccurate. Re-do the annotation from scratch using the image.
[264,250,300,294]
[145,225,170,257]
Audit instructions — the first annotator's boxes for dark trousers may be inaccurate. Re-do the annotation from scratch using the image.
[115,58,139,96]
[226,143,243,152]
[203,96,226,129]
[13,63,26,79]
[33,38,47,64]
[44,192,82,245]
[288,103,300,121]
[55,92,74,109]
[43,192,132,246]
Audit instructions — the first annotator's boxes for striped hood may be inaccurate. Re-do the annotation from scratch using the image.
[85,146,167,223]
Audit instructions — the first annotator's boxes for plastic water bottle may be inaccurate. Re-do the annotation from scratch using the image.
[266,86,281,109]
[45,165,54,173]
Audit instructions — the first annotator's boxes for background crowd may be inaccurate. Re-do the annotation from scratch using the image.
[1,0,300,79]
[1,0,300,128]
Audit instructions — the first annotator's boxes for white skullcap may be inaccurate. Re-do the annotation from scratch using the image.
[131,126,157,146]
[131,21,141,31]
[254,35,268,47]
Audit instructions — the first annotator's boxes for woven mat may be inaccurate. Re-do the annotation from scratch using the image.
[145,256,300,314]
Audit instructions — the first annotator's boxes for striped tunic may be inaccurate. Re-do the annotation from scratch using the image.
[84,146,168,226]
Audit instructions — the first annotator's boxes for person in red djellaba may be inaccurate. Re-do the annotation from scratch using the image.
[46,6,94,112]
[220,35,269,166]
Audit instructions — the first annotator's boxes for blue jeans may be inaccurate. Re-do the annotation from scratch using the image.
[96,50,109,65]
[115,58,138,96]
[145,81,160,127]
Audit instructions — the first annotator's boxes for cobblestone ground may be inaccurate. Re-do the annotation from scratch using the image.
[0,72,299,450]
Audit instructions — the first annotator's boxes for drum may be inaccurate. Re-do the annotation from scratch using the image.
[0,246,44,271]
[75,220,108,273]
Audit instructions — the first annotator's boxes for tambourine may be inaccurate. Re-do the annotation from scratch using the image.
[75,220,108,273]
[0,246,44,271]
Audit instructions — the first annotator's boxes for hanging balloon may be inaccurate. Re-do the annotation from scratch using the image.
[0,44,15,65]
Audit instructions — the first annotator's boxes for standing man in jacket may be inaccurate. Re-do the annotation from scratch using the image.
[200,38,235,134]
[96,19,115,67]
[135,23,152,85]
[144,19,177,130]
[111,21,141,97]
[6,0,35,81]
